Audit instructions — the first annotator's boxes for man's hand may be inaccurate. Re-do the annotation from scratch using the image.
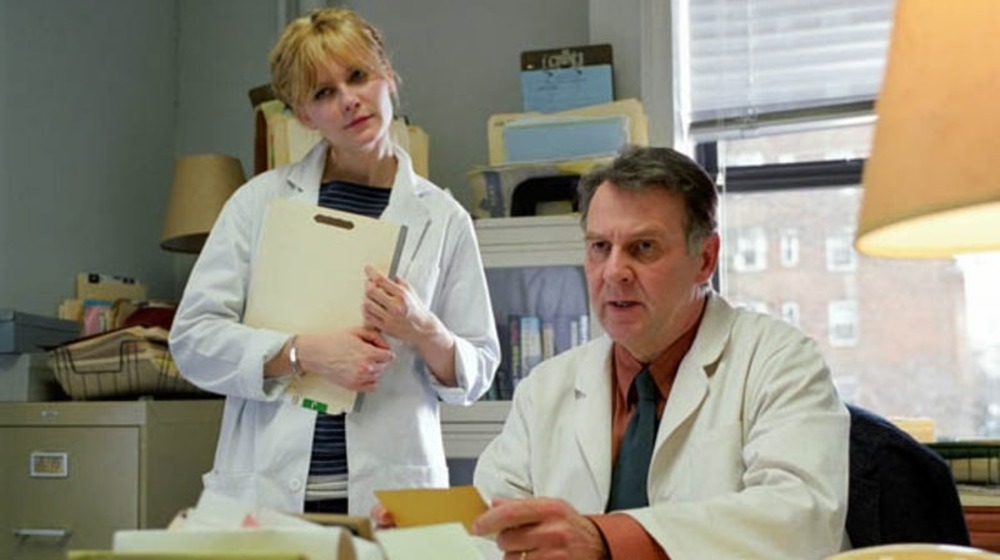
[471,498,608,560]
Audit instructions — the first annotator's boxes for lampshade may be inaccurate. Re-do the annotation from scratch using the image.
[855,0,1000,258]
[161,154,245,253]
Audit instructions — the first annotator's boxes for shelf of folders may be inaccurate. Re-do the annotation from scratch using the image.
[928,440,1000,486]
[484,313,590,401]
[468,98,649,219]
[48,325,203,400]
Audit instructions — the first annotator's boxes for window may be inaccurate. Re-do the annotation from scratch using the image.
[743,300,770,315]
[827,299,859,347]
[781,301,800,326]
[685,0,894,138]
[732,226,768,272]
[825,230,857,272]
[677,0,1000,438]
[780,229,800,268]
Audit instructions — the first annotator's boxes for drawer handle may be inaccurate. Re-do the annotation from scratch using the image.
[13,528,72,540]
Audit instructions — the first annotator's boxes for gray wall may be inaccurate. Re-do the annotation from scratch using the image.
[1,0,179,315]
[0,0,617,316]
[352,0,589,208]
[175,0,276,167]
[0,1,9,302]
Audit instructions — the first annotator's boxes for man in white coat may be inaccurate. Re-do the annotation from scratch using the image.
[471,146,849,560]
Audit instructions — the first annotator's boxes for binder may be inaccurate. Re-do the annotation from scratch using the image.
[244,198,407,414]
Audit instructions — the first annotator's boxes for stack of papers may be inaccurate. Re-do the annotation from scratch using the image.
[101,489,500,560]
[486,98,649,167]
[113,490,380,560]
[47,325,201,399]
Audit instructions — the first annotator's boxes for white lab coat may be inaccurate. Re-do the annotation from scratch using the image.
[169,141,500,517]
[474,294,849,560]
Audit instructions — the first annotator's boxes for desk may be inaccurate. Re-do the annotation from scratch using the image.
[958,487,1000,552]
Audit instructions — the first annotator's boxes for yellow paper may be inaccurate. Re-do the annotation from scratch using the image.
[374,486,487,533]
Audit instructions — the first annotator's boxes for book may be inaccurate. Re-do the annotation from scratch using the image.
[578,313,590,344]
[541,319,555,360]
[508,314,521,394]
[244,198,407,415]
[519,315,542,382]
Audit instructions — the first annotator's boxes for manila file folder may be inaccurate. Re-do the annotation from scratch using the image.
[244,198,407,415]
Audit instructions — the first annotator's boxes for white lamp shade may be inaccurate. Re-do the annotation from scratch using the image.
[855,0,1000,258]
[161,154,245,253]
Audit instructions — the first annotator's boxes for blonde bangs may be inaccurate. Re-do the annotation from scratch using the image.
[270,9,391,110]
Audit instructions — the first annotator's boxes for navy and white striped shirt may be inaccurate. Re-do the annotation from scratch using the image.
[308,180,391,487]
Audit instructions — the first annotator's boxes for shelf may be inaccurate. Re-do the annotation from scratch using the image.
[446,215,595,461]
[441,401,511,459]
[475,215,584,268]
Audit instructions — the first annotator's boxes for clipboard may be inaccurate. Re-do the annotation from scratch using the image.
[244,198,407,414]
[520,44,614,113]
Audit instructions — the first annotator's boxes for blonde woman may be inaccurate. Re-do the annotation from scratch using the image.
[169,8,499,518]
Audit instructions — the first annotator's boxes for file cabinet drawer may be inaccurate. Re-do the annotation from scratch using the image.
[0,426,139,559]
[0,400,223,560]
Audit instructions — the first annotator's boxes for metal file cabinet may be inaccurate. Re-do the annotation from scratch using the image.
[0,399,222,560]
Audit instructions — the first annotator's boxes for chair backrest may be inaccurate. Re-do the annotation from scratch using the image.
[847,404,970,548]
[826,543,1000,559]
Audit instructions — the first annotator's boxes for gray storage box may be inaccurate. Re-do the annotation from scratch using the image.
[0,309,79,354]
[0,353,65,401]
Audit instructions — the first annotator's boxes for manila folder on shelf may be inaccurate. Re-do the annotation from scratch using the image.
[244,197,407,415]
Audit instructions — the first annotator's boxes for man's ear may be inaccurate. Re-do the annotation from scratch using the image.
[696,232,721,285]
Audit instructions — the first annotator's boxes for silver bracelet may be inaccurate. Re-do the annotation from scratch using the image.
[288,335,302,376]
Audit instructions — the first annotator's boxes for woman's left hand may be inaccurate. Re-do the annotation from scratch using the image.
[362,265,435,346]
[362,265,457,386]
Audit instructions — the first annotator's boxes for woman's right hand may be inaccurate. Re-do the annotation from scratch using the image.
[296,328,395,392]
[371,504,397,529]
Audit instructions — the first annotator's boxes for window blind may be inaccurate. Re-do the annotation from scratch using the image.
[686,0,895,138]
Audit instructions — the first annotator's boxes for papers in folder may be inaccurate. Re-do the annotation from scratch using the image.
[244,198,407,415]
[486,98,649,167]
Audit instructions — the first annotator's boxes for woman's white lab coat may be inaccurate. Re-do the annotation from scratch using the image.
[474,294,849,559]
[169,141,500,517]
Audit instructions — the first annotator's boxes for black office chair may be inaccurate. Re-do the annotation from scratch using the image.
[847,404,970,548]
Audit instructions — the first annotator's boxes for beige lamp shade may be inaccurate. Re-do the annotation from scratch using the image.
[855,0,1000,258]
[161,154,245,253]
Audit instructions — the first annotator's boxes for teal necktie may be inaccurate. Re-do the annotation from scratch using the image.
[607,366,658,511]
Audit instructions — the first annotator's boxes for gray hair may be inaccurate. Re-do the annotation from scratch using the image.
[577,145,718,254]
